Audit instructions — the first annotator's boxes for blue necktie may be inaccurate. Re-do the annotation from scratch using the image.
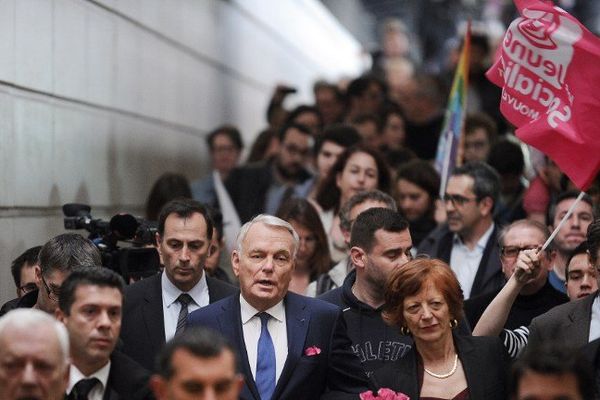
[256,312,276,400]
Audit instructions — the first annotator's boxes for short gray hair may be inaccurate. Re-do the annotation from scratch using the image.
[0,308,70,363]
[498,219,553,252]
[236,214,299,258]
[339,190,397,232]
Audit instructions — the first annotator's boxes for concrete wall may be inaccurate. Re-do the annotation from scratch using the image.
[0,0,362,303]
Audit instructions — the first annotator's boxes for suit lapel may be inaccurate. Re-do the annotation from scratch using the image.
[218,297,261,400]
[567,292,596,345]
[142,274,165,348]
[456,336,483,399]
[272,293,310,400]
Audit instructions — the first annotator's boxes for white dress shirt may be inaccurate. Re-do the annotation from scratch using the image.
[589,293,600,342]
[450,223,494,299]
[67,361,111,400]
[240,295,288,383]
[162,272,210,341]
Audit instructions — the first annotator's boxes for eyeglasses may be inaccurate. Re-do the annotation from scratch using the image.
[442,194,478,207]
[500,245,540,259]
[18,282,37,295]
[40,275,61,302]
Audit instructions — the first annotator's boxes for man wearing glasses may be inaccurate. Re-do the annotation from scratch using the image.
[0,233,101,316]
[464,219,568,330]
[0,246,42,315]
[419,161,504,299]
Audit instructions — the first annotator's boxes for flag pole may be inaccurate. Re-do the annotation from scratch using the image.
[439,130,454,198]
[541,191,586,251]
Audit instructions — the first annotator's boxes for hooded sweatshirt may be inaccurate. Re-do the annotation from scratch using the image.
[318,269,413,377]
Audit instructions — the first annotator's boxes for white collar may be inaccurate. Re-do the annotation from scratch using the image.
[162,271,208,308]
[67,360,111,394]
[239,294,285,324]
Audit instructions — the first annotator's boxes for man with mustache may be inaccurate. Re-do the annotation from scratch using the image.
[120,199,237,371]
[56,266,153,399]
[419,162,504,299]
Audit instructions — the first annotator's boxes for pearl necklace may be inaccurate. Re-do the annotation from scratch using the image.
[423,354,458,379]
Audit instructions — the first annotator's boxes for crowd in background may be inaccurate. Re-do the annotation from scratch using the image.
[3,8,600,400]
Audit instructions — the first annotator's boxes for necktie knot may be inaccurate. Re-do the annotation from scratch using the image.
[258,312,271,327]
[177,293,192,306]
[175,293,193,336]
[71,377,100,400]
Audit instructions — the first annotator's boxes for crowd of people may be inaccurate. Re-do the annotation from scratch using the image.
[3,20,600,400]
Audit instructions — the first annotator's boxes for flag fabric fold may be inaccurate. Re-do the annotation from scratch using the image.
[435,23,471,195]
[486,0,600,190]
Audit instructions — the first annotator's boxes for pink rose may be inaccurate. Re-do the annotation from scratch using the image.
[360,389,410,400]
[304,346,322,356]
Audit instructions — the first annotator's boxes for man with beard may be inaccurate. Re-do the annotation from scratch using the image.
[419,162,503,299]
[319,208,414,377]
[225,123,313,223]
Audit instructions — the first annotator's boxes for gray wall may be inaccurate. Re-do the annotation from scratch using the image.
[0,0,361,303]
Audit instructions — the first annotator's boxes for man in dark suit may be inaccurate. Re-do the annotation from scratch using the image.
[56,266,153,400]
[120,199,237,371]
[188,214,370,400]
[225,123,313,223]
[527,218,600,350]
[418,162,504,299]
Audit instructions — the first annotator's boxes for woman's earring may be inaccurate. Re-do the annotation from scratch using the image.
[400,326,411,336]
[450,319,458,329]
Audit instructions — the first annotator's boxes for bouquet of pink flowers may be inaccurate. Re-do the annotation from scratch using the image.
[360,388,410,400]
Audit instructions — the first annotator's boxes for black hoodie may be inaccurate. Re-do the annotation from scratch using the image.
[318,269,413,377]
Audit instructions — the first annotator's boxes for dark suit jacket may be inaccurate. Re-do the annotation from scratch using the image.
[418,224,504,298]
[528,291,597,350]
[371,335,508,400]
[225,160,311,224]
[103,351,154,400]
[120,272,238,371]
[188,292,371,400]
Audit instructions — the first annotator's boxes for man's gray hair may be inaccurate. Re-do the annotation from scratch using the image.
[339,190,397,233]
[236,214,300,258]
[39,233,102,276]
[498,219,553,252]
[0,308,70,363]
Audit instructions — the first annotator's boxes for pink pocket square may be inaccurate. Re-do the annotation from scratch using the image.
[304,346,321,356]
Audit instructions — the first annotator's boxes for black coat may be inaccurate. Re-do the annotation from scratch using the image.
[120,272,238,371]
[371,334,509,400]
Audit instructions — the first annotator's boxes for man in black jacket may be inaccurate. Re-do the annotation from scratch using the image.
[56,266,153,400]
[320,208,414,377]
[418,162,504,299]
[120,199,237,371]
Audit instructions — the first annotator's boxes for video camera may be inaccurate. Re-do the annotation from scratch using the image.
[62,203,161,282]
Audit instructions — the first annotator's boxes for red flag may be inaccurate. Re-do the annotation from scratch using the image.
[486,0,600,190]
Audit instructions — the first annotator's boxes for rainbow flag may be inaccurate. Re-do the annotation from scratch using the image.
[435,22,471,196]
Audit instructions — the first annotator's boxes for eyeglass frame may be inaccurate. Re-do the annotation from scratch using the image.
[500,244,541,260]
[441,193,479,207]
[18,282,38,295]
[40,274,61,302]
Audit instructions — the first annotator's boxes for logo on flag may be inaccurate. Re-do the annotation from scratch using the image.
[486,0,600,190]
